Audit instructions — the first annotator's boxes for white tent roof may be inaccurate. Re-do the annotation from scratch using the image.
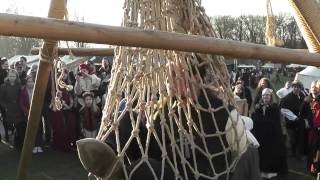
[295,66,320,89]
[237,64,256,68]
[286,64,307,68]
[261,63,281,68]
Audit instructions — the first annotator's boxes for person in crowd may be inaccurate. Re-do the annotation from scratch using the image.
[14,61,27,85]
[97,57,112,79]
[305,80,320,175]
[0,57,9,85]
[34,70,53,147]
[51,69,76,151]
[0,69,24,149]
[234,78,252,110]
[79,92,100,138]
[19,75,43,153]
[280,80,306,159]
[74,63,101,101]
[20,56,29,73]
[0,57,9,141]
[102,62,249,180]
[231,116,262,180]
[233,83,249,116]
[276,81,292,99]
[68,71,76,87]
[74,63,101,139]
[253,77,275,106]
[27,64,38,81]
[252,88,287,179]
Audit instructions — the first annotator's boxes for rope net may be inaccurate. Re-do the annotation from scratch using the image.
[79,0,248,179]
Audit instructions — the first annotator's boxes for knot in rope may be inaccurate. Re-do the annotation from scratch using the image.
[146,123,155,132]
[131,129,140,138]
[111,121,119,130]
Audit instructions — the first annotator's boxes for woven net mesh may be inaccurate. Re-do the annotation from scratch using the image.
[265,0,284,47]
[94,0,248,179]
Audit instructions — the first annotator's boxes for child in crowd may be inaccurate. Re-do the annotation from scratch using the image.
[80,92,100,138]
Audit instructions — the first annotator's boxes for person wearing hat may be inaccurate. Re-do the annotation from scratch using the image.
[74,63,101,103]
[280,80,307,159]
[252,88,287,179]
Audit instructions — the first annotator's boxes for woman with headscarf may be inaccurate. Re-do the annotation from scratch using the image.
[251,88,287,179]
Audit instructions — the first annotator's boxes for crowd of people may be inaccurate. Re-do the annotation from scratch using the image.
[0,56,112,153]
[1,55,320,179]
[231,70,320,178]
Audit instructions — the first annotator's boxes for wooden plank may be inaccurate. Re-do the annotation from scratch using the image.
[17,1,67,180]
[30,47,114,56]
[0,13,320,66]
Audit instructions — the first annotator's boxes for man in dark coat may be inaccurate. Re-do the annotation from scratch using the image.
[280,80,306,158]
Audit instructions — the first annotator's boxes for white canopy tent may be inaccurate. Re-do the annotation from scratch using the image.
[237,64,256,69]
[286,64,308,68]
[261,63,281,69]
[295,66,320,89]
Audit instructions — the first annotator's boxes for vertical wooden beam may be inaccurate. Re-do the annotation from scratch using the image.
[17,0,67,180]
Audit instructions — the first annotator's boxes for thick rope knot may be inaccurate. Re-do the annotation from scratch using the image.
[131,129,140,138]
[146,123,155,132]
[111,121,119,130]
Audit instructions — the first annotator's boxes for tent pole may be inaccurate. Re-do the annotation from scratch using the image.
[17,1,67,180]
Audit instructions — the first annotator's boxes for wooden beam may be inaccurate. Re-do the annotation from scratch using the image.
[288,0,320,53]
[1,13,320,66]
[30,47,114,56]
[17,1,67,180]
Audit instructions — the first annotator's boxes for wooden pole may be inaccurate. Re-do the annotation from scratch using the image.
[288,0,320,53]
[30,47,114,56]
[17,1,67,180]
[0,14,320,66]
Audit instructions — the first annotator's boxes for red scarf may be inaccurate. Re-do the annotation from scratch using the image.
[311,100,320,128]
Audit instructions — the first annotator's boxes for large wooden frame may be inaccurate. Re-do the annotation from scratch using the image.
[1,13,320,66]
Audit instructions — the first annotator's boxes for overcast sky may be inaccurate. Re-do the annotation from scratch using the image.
[1,0,292,26]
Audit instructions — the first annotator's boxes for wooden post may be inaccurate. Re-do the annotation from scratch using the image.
[288,0,320,53]
[0,14,320,66]
[30,47,114,56]
[17,1,67,180]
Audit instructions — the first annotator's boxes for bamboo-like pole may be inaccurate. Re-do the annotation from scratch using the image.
[17,1,67,180]
[30,47,114,56]
[288,0,320,53]
[0,14,320,66]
